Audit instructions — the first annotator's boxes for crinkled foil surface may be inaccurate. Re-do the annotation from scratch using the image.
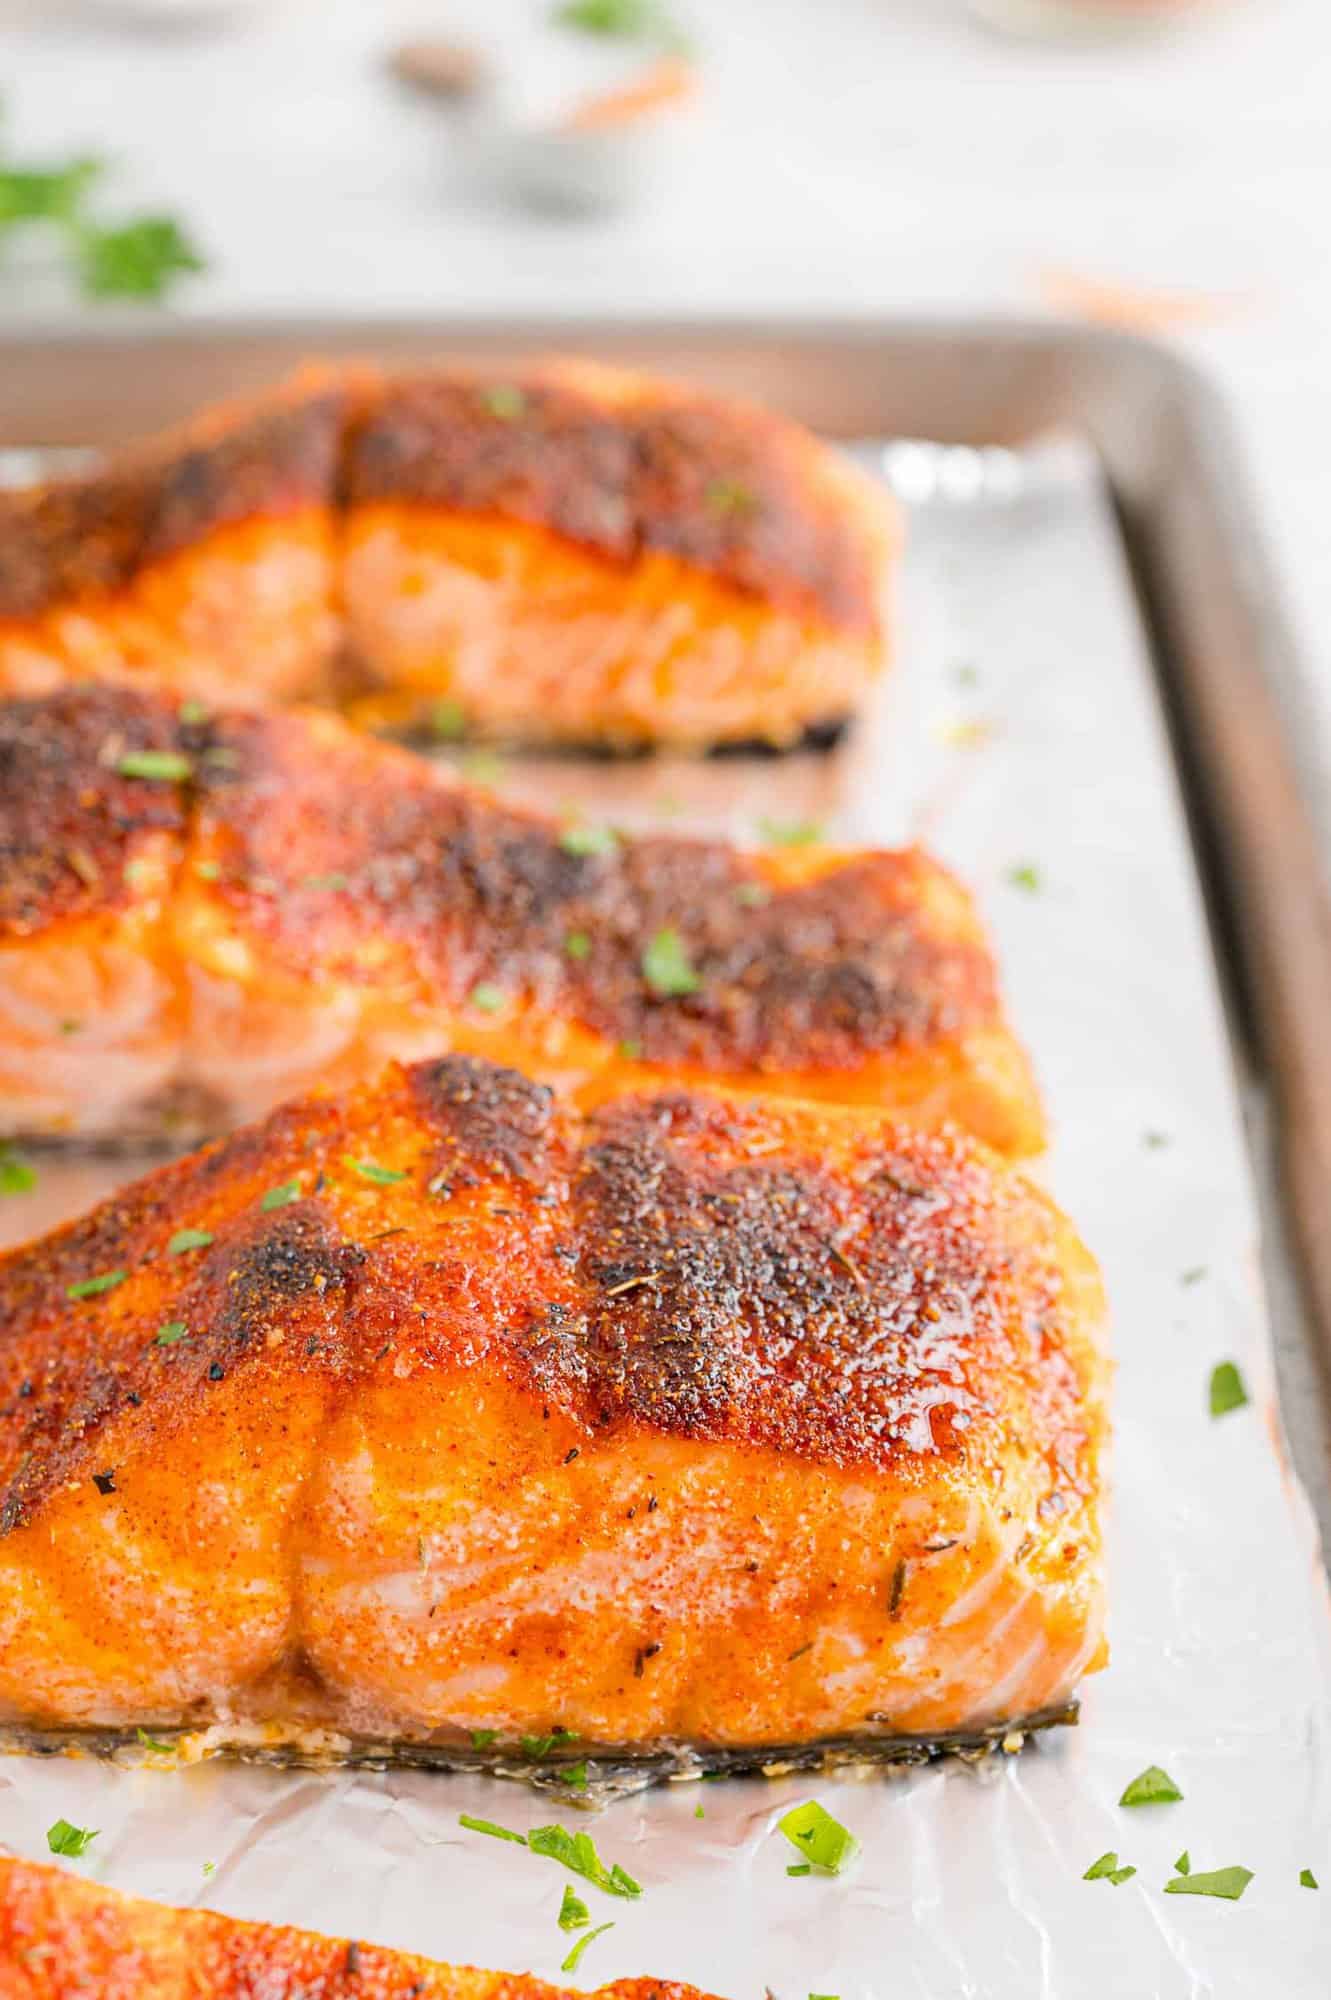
[1,440,1328,1999]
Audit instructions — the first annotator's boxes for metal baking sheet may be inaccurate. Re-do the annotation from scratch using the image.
[1,333,1329,1998]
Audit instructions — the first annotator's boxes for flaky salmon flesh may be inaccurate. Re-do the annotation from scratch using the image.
[0,1856,718,2000]
[0,360,897,752]
[0,1055,1107,1778]
[0,688,1044,1155]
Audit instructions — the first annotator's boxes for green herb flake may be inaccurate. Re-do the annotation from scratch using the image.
[560,1923,614,1975]
[706,477,756,516]
[1143,1130,1170,1150]
[481,384,527,423]
[260,1181,301,1212]
[558,1885,591,1932]
[168,1228,213,1255]
[179,700,210,726]
[115,749,193,783]
[76,215,204,302]
[559,823,619,858]
[521,1728,578,1759]
[694,1803,704,1819]
[154,1322,188,1347]
[776,1800,860,1877]
[462,750,506,786]
[1300,1867,1319,1889]
[46,1819,98,1858]
[642,927,700,999]
[458,1813,527,1847]
[1174,1851,1191,1875]
[302,872,350,894]
[202,1860,215,1877]
[469,982,506,1015]
[469,1728,497,1750]
[565,932,592,962]
[756,817,823,849]
[1007,862,1041,894]
[1083,1851,1120,1881]
[0,157,102,225]
[527,1824,642,1898]
[617,1038,645,1062]
[554,0,681,38]
[786,1863,812,1877]
[136,1727,174,1754]
[195,859,222,882]
[1181,1267,1207,1286]
[429,698,466,741]
[1210,1361,1249,1418]
[0,1145,36,1197]
[1119,1764,1183,1808]
[1164,1865,1253,1902]
[734,882,771,908]
[343,1156,408,1186]
[66,1268,126,1301]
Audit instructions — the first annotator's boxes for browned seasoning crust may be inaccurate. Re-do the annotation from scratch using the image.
[0,1854,722,2000]
[342,367,883,631]
[0,380,345,622]
[0,686,1014,1085]
[0,1055,1092,1536]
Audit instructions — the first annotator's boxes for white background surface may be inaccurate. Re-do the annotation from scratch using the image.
[1,0,1330,794]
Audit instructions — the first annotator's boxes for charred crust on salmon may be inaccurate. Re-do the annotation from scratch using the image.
[0,386,343,621]
[343,371,883,630]
[0,1057,1094,1537]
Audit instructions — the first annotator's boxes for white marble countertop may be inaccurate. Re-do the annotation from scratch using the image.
[2,0,1329,784]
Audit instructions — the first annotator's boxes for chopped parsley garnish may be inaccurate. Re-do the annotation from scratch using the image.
[260,1181,301,1211]
[559,822,619,858]
[469,982,506,1014]
[705,477,756,516]
[776,1800,860,1876]
[47,1819,98,1858]
[558,1885,590,1931]
[155,1322,188,1346]
[202,1860,215,1877]
[1209,1361,1249,1418]
[734,881,771,908]
[136,1727,174,1753]
[786,1863,811,1877]
[1164,1865,1253,1901]
[564,1762,589,1789]
[1084,1851,1136,1886]
[1300,1867,1319,1889]
[429,698,466,741]
[1143,1130,1170,1150]
[0,157,101,224]
[470,1728,497,1750]
[642,927,700,998]
[462,750,505,785]
[561,1923,613,1975]
[1174,1851,1191,1875]
[458,1814,527,1846]
[756,816,823,848]
[522,1728,578,1759]
[179,700,210,726]
[168,1228,213,1255]
[694,1803,704,1819]
[457,1816,641,1897]
[115,749,193,783]
[565,931,592,961]
[195,859,221,882]
[1181,1267,1207,1286]
[66,1268,126,1301]
[1119,1765,1183,1807]
[302,872,349,893]
[0,1145,36,1196]
[481,384,527,422]
[344,1156,407,1186]
[554,0,684,40]
[617,1038,645,1061]
[76,216,203,302]
[1007,862,1041,894]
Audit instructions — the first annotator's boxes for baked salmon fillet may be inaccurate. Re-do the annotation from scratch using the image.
[0,1056,1108,1785]
[0,375,343,709]
[0,1856,717,2000]
[0,688,1043,1155]
[0,361,896,751]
